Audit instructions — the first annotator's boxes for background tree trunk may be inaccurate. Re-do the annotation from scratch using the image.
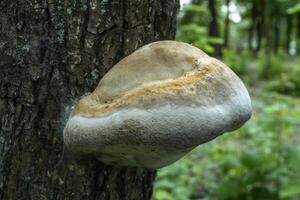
[297,12,300,54]
[248,0,257,51]
[263,0,272,77]
[0,0,179,199]
[253,0,263,56]
[208,0,222,57]
[254,15,262,54]
[273,17,280,54]
[223,0,230,48]
[286,14,292,54]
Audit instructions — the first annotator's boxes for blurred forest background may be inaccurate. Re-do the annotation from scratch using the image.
[154,0,300,200]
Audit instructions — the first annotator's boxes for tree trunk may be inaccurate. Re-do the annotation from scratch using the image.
[254,0,263,55]
[0,0,179,199]
[224,0,230,48]
[208,0,222,57]
[297,12,300,54]
[254,17,262,54]
[286,14,292,54]
[274,17,280,54]
[263,0,272,77]
[248,0,257,51]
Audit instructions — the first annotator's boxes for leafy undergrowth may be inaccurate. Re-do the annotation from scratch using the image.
[154,90,300,200]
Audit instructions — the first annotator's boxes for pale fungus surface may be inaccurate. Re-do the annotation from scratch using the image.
[63,41,252,169]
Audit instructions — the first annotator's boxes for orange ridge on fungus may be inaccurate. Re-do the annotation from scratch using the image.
[74,64,215,117]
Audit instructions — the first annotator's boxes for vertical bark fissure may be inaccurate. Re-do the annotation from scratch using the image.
[80,0,91,50]
[119,0,128,59]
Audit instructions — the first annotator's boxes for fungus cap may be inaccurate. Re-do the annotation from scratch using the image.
[63,41,252,169]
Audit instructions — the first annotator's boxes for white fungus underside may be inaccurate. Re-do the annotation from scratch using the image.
[64,93,251,169]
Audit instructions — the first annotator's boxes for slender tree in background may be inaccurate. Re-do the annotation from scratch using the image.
[248,0,264,56]
[273,16,281,54]
[208,0,222,57]
[224,0,231,48]
[264,0,272,77]
[297,12,300,53]
[0,1,179,199]
[255,0,264,54]
[180,0,300,57]
[248,0,257,52]
[286,14,293,54]
[271,1,284,54]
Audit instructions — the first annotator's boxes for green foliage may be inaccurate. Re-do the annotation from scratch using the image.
[258,53,289,79]
[176,4,218,53]
[154,91,300,200]
[177,24,215,53]
[222,50,300,96]
[287,3,300,14]
[157,0,300,199]
[222,49,252,75]
[263,57,300,96]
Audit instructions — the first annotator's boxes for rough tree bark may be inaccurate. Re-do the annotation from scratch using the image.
[0,0,179,199]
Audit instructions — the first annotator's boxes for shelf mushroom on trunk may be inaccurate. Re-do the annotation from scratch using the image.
[63,41,252,169]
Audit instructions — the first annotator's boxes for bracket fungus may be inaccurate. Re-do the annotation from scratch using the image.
[63,41,251,169]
